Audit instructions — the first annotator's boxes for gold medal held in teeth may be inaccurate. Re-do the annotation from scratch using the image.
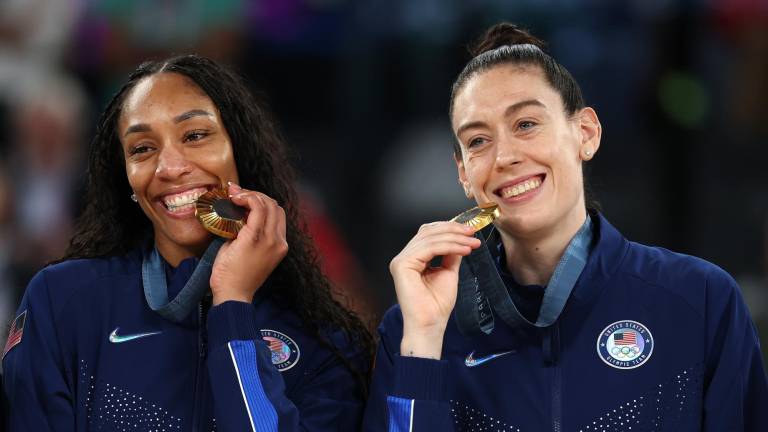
[195,188,247,239]
[451,202,500,231]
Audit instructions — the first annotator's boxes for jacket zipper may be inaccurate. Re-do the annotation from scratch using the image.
[551,323,562,432]
[192,300,210,431]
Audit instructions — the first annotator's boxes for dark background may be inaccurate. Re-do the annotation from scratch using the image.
[0,0,765,366]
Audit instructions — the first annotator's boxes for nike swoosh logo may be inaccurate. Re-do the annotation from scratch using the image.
[109,327,161,344]
[465,350,515,367]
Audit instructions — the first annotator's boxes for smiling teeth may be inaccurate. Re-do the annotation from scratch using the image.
[163,188,207,212]
[501,178,542,198]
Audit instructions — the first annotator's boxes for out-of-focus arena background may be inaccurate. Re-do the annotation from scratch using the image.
[0,0,765,367]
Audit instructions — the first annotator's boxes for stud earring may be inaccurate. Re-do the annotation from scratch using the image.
[130,193,138,202]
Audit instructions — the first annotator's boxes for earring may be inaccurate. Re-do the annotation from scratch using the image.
[584,150,592,159]
[130,193,138,202]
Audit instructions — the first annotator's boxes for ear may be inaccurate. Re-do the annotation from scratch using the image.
[454,151,474,199]
[577,107,601,161]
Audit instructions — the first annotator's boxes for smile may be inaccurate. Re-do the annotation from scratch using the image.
[161,187,209,213]
[497,175,543,199]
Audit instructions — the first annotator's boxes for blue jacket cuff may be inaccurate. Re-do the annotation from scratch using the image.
[206,301,260,349]
[392,355,449,400]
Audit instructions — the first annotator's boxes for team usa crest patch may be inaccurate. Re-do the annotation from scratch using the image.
[260,329,300,371]
[3,310,27,358]
[597,320,654,369]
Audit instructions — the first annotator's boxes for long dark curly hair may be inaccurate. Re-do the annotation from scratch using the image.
[62,55,373,394]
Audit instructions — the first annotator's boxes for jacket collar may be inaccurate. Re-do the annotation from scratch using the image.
[569,211,630,306]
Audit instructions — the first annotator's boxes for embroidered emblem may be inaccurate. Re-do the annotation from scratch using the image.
[261,329,300,371]
[597,320,654,369]
[464,349,515,367]
[3,310,27,357]
[108,327,161,344]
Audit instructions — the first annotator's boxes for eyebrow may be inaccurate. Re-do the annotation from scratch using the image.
[123,124,151,137]
[123,109,214,137]
[455,99,547,136]
[173,109,214,123]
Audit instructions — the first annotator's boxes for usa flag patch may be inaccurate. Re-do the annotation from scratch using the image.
[3,310,27,358]
[597,320,654,370]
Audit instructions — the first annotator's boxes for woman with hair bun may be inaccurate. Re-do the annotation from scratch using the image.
[364,23,767,431]
[2,55,373,431]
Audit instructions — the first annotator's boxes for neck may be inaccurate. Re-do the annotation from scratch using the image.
[499,209,588,286]
[155,240,208,268]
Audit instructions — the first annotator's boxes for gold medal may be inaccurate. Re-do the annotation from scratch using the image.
[195,188,247,239]
[451,202,500,231]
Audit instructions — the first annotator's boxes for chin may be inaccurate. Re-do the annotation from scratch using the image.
[167,228,214,250]
[181,232,214,249]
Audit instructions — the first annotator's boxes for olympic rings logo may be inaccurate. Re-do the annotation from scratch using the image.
[609,345,641,358]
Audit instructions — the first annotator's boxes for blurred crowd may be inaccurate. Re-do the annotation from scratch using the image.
[0,0,766,366]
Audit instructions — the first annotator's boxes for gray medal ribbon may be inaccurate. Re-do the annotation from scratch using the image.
[455,217,593,336]
[142,238,224,323]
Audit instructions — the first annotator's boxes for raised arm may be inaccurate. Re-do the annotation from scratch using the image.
[364,221,480,431]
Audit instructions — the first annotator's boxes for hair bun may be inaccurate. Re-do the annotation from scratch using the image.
[469,23,546,57]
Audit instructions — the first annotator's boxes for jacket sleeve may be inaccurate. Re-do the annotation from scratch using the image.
[363,307,453,431]
[2,271,74,431]
[702,268,768,431]
[205,300,367,431]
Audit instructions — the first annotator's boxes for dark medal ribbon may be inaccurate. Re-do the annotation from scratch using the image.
[455,216,593,336]
[142,238,224,323]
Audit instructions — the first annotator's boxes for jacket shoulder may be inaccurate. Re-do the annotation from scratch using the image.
[40,252,140,284]
[623,241,734,285]
[621,241,738,316]
[21,253,140,316]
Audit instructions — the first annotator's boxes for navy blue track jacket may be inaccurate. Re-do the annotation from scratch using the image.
[363,214,768,431]
[2,247,369,431]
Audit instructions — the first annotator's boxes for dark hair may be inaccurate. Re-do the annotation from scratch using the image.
[62,55,373,394]
[449,23,586,156]
[450,23,600,211]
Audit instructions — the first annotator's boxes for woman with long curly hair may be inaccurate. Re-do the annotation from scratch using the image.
[2,55,373,431]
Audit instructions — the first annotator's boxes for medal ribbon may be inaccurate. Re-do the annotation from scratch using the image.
[455,216,593,336]
[142,238,224,323]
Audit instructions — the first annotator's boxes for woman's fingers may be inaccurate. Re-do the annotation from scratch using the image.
[392,227,480,274]
[406,231,480,256]
[417,221,476,236]
[399,242,473,269]
[440,253,463,273]
[274,204,287,240]
[231,192,266,241]
[261,195,283,238]
[227,184,286,246]
[208,185,288,301]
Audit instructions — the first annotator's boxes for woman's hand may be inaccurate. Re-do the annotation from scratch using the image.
[209,182,288,305]
[389,221,481,359]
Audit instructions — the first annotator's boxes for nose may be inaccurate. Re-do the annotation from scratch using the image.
[155,143,192,180]
[494,133,523,171]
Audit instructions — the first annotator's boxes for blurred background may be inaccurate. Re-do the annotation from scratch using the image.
[0,0,765,366]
